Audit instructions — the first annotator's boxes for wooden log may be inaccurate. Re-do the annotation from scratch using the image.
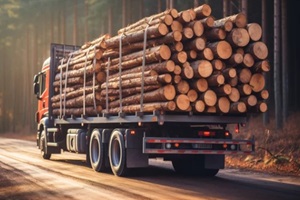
[180,63,194,79]
[190,60,213,78]
[186,20,204,37]
[206,106,217,113]
[252,60,270,72]
[228,76,238,87]
[213,84,232,96]
[255,89,269,100]
[249,73,265,92]
[171,20,183,32]
[173,65,182,75]
[246,23,262,41]
[108,70,158,83]
[238,68,252,84]
[230,102,247,113]
[106,23,169,48]
[182,27,194,40]
[235,48,245,56]
[211,59,225,71]
[170,42,184,52]
[53,77,83,87]
[200,89,217,107]
[205,28,226,41]
[52,93,101,108]
[178,10,192,24]
[226,28,250,47]
[108,101,176,113]
[173,75,182,84]
[200,16,215,28]
[108,85,176,108]
[175,94,190,111]
[186,50,197,60]
[175,80,190,94]
[100,85,160,98]
[96,71,106,83]
[217,97,230,113]
[240,95,257,107]
[213,20,233,32]
[184,37,206,51]
[252,101,268,112]
[81,34,109,50]
[191,78,208,92]
[55,62,101,81]
[193,99,205,112]
[57,60,93,72]
[194,4,212,19]
[102,45,171,72]
[59,51,102,70]
[207,73,225,87]
[101,74,172,89]
[188,9,196,21]
[237,84,252,96]
[108,60,175,79]
[51,85,101,103]
[53,106,103,116]
[197,48,214,61]
[246,41,268,60]
[242,53,255,68]
[172,51,188,64]
[217,13,247,28]
[117,8,178,34]
[223,68,237,80]
[226,53,243,66]
[187,89,198,102]
[207,40,232,60]
[228,87,240,102]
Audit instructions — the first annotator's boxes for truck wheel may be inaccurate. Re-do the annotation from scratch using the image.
[172,157,219,177]
[89,129,106,172]
[108,129,128,177]
[40,130,51,159]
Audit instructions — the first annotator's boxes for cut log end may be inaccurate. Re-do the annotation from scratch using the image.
[247,23,262,41]
[250,73,265,92]
[159,45,172,60]
[176,94,191,111]
[218,97,230,113]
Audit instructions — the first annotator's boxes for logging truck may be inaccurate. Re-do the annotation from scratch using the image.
[32,4,270,177]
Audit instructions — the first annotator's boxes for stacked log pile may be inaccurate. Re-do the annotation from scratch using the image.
[51,4,270,117]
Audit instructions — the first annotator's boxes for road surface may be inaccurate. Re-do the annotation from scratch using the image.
[0,137,299,200]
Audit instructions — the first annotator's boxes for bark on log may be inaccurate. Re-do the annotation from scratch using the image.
[180,63,194,79]
[230,102,247,113]
[226,28,250,47]
[52,93,101,108]
[194,4,212,19]
[211,59,225,71]
[108,101,176,113]
[108,70,158,83]
[173,65,182,75]
[171,20,183,32]
[227,53,243,66]
[223,68,237,80]
[57,60,93,72]
[186,20,204,37]
[213,20,233,32]
[101,74,172,89]
[237,84,252,96]
[213,84,232,96]
[173,75,182,84]
[172,51,188,64]
[108,85,176,108]
[184,37,206,51]
[207,41,232,59]
[53,106,103,116]
[53,77,83,87]
[178,10,192,24]
[186,50,197,60]
[106,23,169,48]
[249,73,265,92]
[191,60,213,78]
[240,95,257,107]
[217,13,247,28]
[228,76,238,87]
[256,89,269,100]
[206,28,226,41]
[170,42,184,52]
[247,23,262,41]
[252,60,270,72]
[207,74,225,87]
[246,41,268,60]
[100,85,160,98]
[182,27,194,40]
[200,16,215,28]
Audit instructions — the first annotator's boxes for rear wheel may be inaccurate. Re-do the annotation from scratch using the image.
[108,129,128,176]
[172,156,219,177]
[89,129,107,172]
[40,130,51,159]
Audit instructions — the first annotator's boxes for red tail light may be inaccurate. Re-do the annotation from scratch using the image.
[198,131,216,137]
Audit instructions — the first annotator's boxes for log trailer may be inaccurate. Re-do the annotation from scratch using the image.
[33,43,255,177]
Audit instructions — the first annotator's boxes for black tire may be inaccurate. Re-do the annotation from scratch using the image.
[40,130,51,160]
[108,129,128,177]
[89,129,106,172]
[172,156,219,177]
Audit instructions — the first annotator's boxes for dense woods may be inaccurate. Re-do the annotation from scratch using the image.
[0,0,300,132]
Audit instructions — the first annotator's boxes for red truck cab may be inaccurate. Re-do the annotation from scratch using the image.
[33,57,50,123]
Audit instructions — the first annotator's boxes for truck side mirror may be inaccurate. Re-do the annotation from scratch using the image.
[33,74,41,100]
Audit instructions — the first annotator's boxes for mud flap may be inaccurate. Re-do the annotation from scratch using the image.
[204,154,225,169]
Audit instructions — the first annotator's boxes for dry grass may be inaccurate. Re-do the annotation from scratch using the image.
[226,112,300,176]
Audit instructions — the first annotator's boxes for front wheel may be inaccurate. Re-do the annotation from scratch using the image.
[40,130,51,159]
[108,129,128,177]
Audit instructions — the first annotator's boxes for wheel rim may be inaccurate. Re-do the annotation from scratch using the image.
[91,136,100,163]
[111,138,121,167]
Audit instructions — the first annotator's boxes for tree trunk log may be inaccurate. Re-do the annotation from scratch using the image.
[207,41,232,59]
[213,84,232,96]
[226,28,250,47]
[199,89,217,106]
[247,23,262,41]
[191,78,208,92]
[206,28,226,41]
[190,60,213,78]
[100,85,160,98]
[175,94,190,111]
[228,87,240,102]
[242,53,255,68]
[175,80,190,94]
[187,89,198,102]
[108,101,176,113]
[252,60,270,72]
[246,41,268,60]
[238,68,252,84]
[230,102,247,113]
[217,97,230,113]
[184,37,206,51]
[186,20,204,37]
[194,4,212,19]
[217,13,247,28]
[197,47,214,61]
[53,106,102,116]
[249,73,265,92]
[193,99,205,112]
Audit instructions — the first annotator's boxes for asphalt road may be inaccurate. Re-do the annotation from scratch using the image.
[0,137,299,200]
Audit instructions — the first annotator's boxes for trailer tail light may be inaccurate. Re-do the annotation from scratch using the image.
[130,130,136,135]
[174,143,180,148]
[198,131,216,137]
[225,131,230,137]
[235,124,239,133]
